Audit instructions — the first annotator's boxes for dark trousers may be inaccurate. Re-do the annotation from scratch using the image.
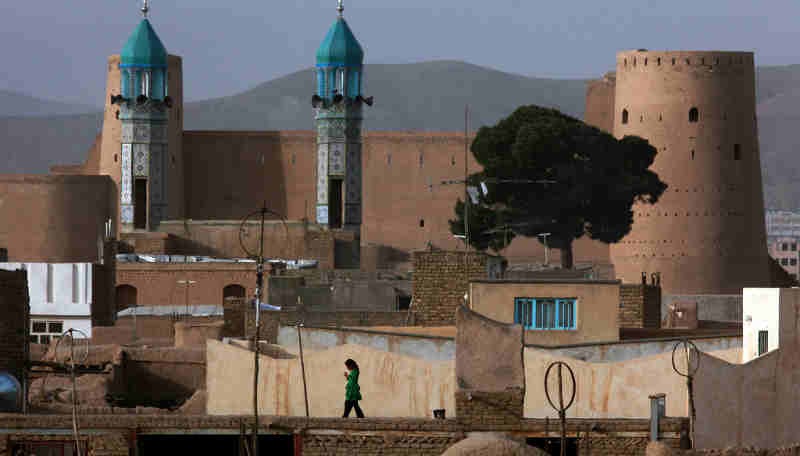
[343,400,364,418]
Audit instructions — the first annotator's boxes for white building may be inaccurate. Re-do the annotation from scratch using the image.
[742,288,781,362]
[0,263,93,343]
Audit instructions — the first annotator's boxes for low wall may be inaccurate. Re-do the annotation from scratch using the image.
[111,347,206,405]
[277,325,455,362]
[206,340,455,418]
[663,294,742,322]
[534,335,742,363]
[523,345,741,419]
[174,321,224,347]
[244,307,412,343]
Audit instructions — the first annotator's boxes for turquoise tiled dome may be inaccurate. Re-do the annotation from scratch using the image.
[121,19,168,68]
[316,18,364,66]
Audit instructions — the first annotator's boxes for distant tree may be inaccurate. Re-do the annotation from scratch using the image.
[449,105,667,268]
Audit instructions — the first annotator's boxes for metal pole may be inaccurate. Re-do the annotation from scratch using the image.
[557,363,566,456]
[685,344,695,448]
[252,205,266,456]
[297,324,310,418]
[464,105,469,296]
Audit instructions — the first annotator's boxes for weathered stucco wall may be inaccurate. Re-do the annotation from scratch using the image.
[277,326,455,362]
[455,305,524,391]
[693,288,800,448]
[469,280,620,345]
[524,345,740,419]
[539,335,741,363]
[663,294,743,322]
[206,340,455,417]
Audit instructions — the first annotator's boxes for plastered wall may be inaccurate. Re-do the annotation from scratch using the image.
[693,288,800,448]
[206,340,455,417]
[523,345,740,419]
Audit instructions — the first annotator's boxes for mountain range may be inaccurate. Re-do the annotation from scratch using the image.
[1,60,799,210]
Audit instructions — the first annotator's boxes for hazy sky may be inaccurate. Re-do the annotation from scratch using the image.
[2,0,800,106]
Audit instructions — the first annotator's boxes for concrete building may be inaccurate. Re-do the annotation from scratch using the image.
[0,263,93,342]
[742,288,780,362]
[468,279,621,346]
[767,237,799,279]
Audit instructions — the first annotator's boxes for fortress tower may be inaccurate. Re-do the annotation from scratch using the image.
[99,1,184,234]
[312,0,372,232]
[609,50,770,294]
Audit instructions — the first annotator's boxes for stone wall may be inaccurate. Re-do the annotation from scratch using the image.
[0,270,29,392]
[413,251,488,326]
[620,284,662,328]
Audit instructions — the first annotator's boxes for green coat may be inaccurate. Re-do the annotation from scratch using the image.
[345,369,362,401]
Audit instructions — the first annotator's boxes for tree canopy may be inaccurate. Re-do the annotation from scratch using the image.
[449,105,667,268]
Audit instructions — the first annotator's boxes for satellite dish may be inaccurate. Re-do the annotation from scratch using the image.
[0,372,21,413]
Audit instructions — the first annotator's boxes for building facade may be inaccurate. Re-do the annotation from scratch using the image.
[0,263,93,342]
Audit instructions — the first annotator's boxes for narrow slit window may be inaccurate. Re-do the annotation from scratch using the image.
[733,144,741,161]
[72,264,80,303]
[47,264,54,303]
[758,330,769,356]
[689,107,699,123]
[622,109,629,124]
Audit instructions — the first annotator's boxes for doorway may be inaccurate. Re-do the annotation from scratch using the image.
[134,178,147,230]
[138,434,293,456]
[329,178,343,228]
[527,437,579,456]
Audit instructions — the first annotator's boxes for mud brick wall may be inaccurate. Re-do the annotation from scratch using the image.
[619,284,662,329]
[455,388,524,426]
[0,270,29,385]
[412,251,488,326]
[301,432,463,456]
[223,297,246,337]
[243,307,412,343]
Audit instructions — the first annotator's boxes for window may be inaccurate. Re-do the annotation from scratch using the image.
[419,219,425,228]
[336,68,346,96]
[12,441,76,456]
[30,320,64,345]
[733,144,741,161]
[514,298,576,330]
[419,152,424,168]
[758,330,769,356]
[781,258,789,266]
[783,243,789,251]
[691,150,695,160]
[621,109,629,124]
[141,71,151,97]
[792,243,797,251]
[223,284,246,300]
[791,259,797,266]
[689,107,699,123]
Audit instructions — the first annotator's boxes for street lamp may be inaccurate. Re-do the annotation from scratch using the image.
[177,279,197,318]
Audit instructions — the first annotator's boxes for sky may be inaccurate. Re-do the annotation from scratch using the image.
[2,0,800,106]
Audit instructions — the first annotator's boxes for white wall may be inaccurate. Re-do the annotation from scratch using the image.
[0,262,93,338]
[743,288,780,363]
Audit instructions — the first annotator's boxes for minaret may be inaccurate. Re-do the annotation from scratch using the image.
[111,0,172,232]
[313,0,373,232]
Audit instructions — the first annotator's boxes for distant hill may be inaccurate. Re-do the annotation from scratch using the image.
[0,90,98,117]
[3,60,800,211]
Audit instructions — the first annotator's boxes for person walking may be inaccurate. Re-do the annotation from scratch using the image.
[343,358,365,418]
